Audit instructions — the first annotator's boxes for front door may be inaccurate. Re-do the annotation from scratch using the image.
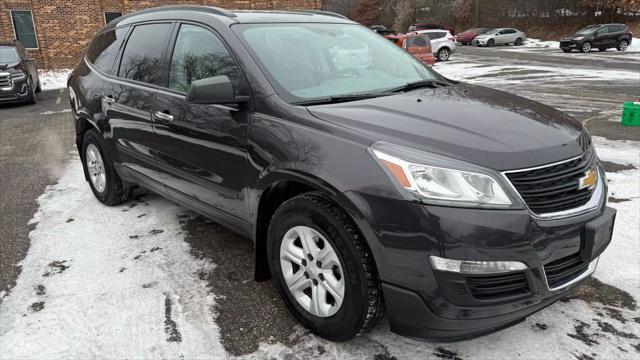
[152,23,251,221]
[592,26,610,48]
[104,22,173,184]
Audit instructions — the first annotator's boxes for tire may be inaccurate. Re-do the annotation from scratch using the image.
[617,39,629,51]
[580,41,592,53]
[487,38,495,47]
[81,129,131,205]
[35,79,41,93]
[267,192,384,341]
[515,37,523,46]
[25,78,36,104]
[437,47,450,61]
[562,48,572,53]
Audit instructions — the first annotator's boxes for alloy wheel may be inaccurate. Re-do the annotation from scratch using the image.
[582,42,591,52]
[279,225,345,318]
[86,143,107,193]
[619,40,628,51]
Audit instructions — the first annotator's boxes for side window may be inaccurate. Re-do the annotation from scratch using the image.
[118,23,173,85]
[11,11,38,49]
[429,32,445,40]
[168,24,241,92]
[407,36,429,48]
[598,26,608,34]
[86,27,128,74]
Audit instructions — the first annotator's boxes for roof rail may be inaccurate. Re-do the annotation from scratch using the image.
[296,10,349,20]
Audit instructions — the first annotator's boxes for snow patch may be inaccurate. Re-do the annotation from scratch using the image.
[522,38,560,48]
[38,69,71,91]
[0,158,224,359]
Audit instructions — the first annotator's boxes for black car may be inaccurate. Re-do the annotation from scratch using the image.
[560,23,632,53]
[0,40,40,104]
[68,6,615,341]
[369,25,395,36]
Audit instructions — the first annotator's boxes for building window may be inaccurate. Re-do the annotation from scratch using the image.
[104,12,122,25]
[11,10,38,49]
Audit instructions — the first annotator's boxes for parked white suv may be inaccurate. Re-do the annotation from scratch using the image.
[415,29,456,61]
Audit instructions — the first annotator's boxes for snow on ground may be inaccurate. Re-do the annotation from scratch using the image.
[629,38,640,52]
[38,69,71,91]
[522,38,560,48]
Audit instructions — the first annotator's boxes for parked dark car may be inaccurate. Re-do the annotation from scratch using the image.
[456,27,490,45]
[560,24,632,52]
[0,40,40,104]
[69,6,615,342]
[369,25,395,36]
[409,23,455,35]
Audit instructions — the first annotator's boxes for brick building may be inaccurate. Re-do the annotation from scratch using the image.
[1,0,321,69]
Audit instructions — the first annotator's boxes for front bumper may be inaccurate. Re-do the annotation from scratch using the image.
[344,187,615,340]
[0,77,31,103]
[560,39,581,50]
[472,38,489,46]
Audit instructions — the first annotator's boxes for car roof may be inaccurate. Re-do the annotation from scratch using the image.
[106,5,353,31]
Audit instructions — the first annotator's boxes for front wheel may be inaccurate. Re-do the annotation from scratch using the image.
[562,48,572,53]
[487,39,495,47]
[580,41,592,53]
[267,192,384,341]
[82,129,131,205]
[437,47,450,61]
[617,40,629,51]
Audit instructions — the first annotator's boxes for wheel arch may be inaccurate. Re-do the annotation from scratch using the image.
[252,170,371,282]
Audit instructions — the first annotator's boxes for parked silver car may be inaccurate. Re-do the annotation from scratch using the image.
[472,28,526,46]
[415,29,456,61]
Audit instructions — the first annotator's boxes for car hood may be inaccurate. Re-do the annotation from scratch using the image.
[0,62,21,71]
[307,83,585,171]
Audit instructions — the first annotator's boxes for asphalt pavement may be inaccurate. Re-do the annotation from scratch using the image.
[0,89,74,296]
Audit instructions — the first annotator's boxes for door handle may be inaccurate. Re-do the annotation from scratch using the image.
[154,111,174,123]
[104,96,115,104]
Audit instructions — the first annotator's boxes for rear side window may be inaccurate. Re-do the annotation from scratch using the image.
[428,32,446,40]
[168,24,241,92]
[118,23,173,85]
[86,27,128,74]
[406,36,430,47]
[610,25,626,33]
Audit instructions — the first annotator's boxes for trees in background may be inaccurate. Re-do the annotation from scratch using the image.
[325,0,640,33]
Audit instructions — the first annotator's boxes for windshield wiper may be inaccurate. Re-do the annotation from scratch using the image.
[384,79,449,93]
[293,92,392,106]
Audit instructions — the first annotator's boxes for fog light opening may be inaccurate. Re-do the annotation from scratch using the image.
[429,255,527,274]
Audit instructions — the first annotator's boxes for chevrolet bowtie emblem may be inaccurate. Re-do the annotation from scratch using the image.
[578,168,598,190]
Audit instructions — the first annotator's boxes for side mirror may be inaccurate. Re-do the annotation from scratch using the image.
[185,75,248,105]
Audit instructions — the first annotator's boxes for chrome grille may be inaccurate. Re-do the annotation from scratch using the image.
[0,72,12,89]
[505,150,597,214]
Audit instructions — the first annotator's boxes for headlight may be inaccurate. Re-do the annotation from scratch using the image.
[10,72,26,80]
[573,36,584,41]
[371,143,515,208]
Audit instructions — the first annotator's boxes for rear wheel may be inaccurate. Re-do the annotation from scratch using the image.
[82,129,131,205]
[487,38,495,47]
[267,192,384,341]
[515,37,523,46]
[35,79,41,92]
[437,47,450,61]
[562,48,572,53]
[580,42,592,53]
[617,39,629,51]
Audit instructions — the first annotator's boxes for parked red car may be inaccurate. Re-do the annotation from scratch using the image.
[456,28,490,45]
[385,33,436,66]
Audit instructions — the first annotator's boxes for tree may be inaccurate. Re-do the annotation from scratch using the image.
[350,0,382,26]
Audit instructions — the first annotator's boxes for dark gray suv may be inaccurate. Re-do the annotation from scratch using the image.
[68,6,615,341]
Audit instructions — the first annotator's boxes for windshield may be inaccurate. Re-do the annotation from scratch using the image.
[0,47,20,64]
[483,29,500,35]
[575,26,599,35]
[235,23,440,103]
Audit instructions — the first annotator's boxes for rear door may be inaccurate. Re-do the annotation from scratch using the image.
[427,31,446,53]
[104,22,174,185]
[151,23,252,222]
